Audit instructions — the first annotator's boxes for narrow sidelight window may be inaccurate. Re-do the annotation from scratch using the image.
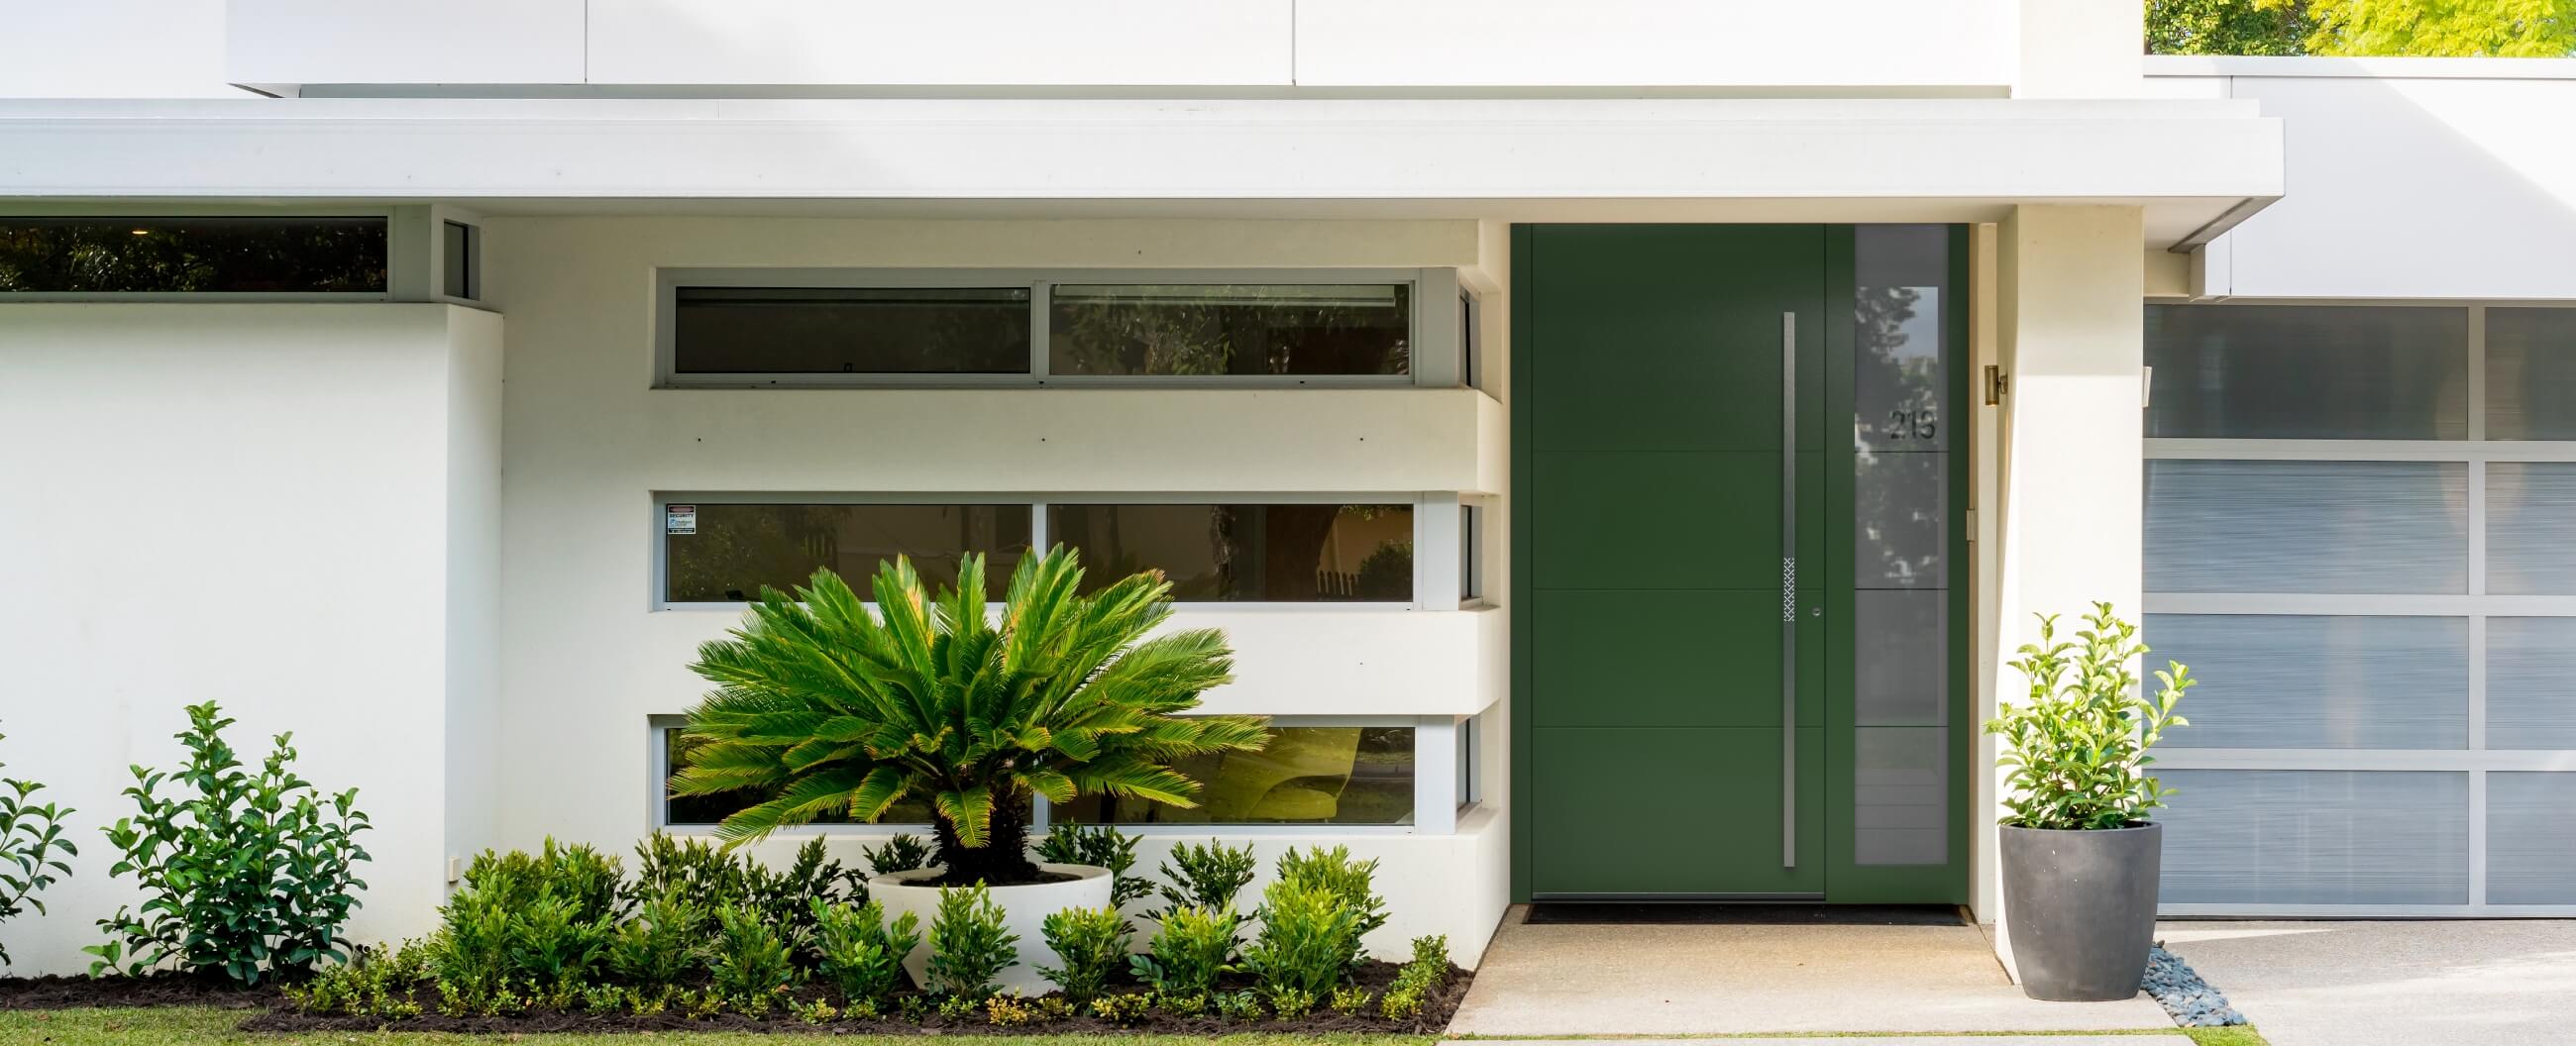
[1045,503,1415,601]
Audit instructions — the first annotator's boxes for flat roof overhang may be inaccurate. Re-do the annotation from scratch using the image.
[0,97,2284,250]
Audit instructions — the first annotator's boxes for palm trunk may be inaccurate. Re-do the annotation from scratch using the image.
[929,790,1040,886]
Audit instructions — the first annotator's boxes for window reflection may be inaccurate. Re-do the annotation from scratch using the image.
[664,503,1032,602]
[1047,504,1413,601]
[1056,726,1415,825]
[674,286,1032,374]
[1050,284,1411,376]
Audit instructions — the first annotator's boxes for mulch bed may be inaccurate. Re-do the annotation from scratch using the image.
[0,973,277,1010]
[14,959,1470,1035]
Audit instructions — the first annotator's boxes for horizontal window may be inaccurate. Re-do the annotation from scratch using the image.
[2144,304,2469,441]
[0,216,387,293]
[663,502,1032,603]
[672,286,1031,375]
[661,725,933,828]
[1049,284,1411,376]
[1046,503,1414,601]
[1055,725,1416,826]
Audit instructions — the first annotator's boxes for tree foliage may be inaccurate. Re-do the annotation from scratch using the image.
[2149,0,2576,55]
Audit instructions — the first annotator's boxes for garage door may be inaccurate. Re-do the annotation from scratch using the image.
[2145,302,2576,914]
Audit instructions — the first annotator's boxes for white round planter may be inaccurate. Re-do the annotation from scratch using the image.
[869,862,1114,995]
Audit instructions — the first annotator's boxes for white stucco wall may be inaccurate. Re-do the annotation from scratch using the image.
[0,303,502,975]
[483,216,1512,963]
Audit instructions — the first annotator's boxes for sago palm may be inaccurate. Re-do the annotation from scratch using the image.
[673,546,1266,885]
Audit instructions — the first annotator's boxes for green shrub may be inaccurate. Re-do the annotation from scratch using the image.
[1128,903,1235,995]
[1986,604,2194,830]
[607,891,706,988]
[87,702,372,984]
[985,992,1037,1026]
[1034,904,1131,1004]
[709,902,799,1014]
[0,725,75,969]
[1329,984,1371,1015]
[1150,839,1255,918]
[624,833,861,950]
[507,890,612,988]
[863,833,931,877]
[427,876,514,1005]
[1273,845,1385,973]
[463,839,622,923]
[1089,992,1153,1025]
[286,939,430,1018]
[1243,880,1358,1014]
[1378,934,1450,1023]
[813,897,919,1007]
[925,883,1017,998]
[1214,989,1264,1020]
[1033,823,1152,907]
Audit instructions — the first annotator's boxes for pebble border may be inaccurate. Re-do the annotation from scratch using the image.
[2144,943,2248,1027]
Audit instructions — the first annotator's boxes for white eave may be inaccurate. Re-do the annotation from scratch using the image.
[0,97,2283,250]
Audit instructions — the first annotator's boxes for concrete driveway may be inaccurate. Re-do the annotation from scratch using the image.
[2160,920,2576,1046]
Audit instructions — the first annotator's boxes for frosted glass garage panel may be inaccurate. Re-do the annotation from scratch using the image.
[2145,461,2467,594]
[2489,773,2576,904]
[2144,304,2468,441]
[2159,770,2468,905]
[2487,464,2576,595]
[2488,618,2576,750]
[2144,615,2465,750]
[2484,308,2576,441]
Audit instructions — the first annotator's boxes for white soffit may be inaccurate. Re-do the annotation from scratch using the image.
[0,98,2283,249]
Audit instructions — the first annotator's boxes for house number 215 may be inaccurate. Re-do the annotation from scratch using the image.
[1886,408,1938,441]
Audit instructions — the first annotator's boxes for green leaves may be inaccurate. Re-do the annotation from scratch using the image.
[673,546,1263,876]
[1983,604,2197,832]
[0,726,77,969]
[923,883,1017,997]
[87,702,371,984]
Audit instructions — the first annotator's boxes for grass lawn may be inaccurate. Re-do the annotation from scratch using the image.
[0,1008,1439,1046]
[4,1008,2272,1045]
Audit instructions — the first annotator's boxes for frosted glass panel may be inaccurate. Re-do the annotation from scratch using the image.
[2488,618,2576,750]
[2144,304,2468,440]
[2159,770,2469,905]
[1855,451,1945,588]
[2487,464,2576,595]
[2485,307,2576,441]
[1856,589,1945,727]
[2144,615,2466,750]
[1856,726,1946,866]
[1855,225,1948,454]
[2145,460,2467,594]
[2489,773,2576,903]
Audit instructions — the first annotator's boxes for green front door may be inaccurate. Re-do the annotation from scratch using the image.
[1511,224,1968,903]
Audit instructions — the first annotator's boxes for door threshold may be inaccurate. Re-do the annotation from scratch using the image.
[1525,901,1970,926]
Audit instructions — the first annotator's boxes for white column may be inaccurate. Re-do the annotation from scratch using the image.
[1981,205,2148,978]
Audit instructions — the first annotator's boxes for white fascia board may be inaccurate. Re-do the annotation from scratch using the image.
[0,98,2281,236]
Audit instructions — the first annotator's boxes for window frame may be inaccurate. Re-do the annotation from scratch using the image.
[653,266,1463,389]
[649,714,1460,837]
[0,209,400,302]
[651,491,1457,613]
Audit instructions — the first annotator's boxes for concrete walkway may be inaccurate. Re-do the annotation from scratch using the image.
[1475,1039,2194,1045]
[1448,906,2176,1036]
[2161,919,2576,1046]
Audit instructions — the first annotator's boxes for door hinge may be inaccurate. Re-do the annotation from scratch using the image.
[1984,365,2008,406]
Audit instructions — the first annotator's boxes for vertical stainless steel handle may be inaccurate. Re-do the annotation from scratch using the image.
[1780,311,1797,869]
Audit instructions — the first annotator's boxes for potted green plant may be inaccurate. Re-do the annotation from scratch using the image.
[1984,603,2193,1002]
[673,546,1265,994]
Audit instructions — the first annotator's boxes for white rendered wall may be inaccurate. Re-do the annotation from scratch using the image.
[0,0,238,98]
[486,217,1510,962]
[0,304,502,975]
[2150,57,2576,300]
[226,0,2020,93]
[1980,206,2149,977]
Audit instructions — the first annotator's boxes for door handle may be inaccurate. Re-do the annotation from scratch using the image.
[1780,310,1796,870]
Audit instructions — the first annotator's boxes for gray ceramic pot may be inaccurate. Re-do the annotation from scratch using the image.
[1999,822,2162,1002]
